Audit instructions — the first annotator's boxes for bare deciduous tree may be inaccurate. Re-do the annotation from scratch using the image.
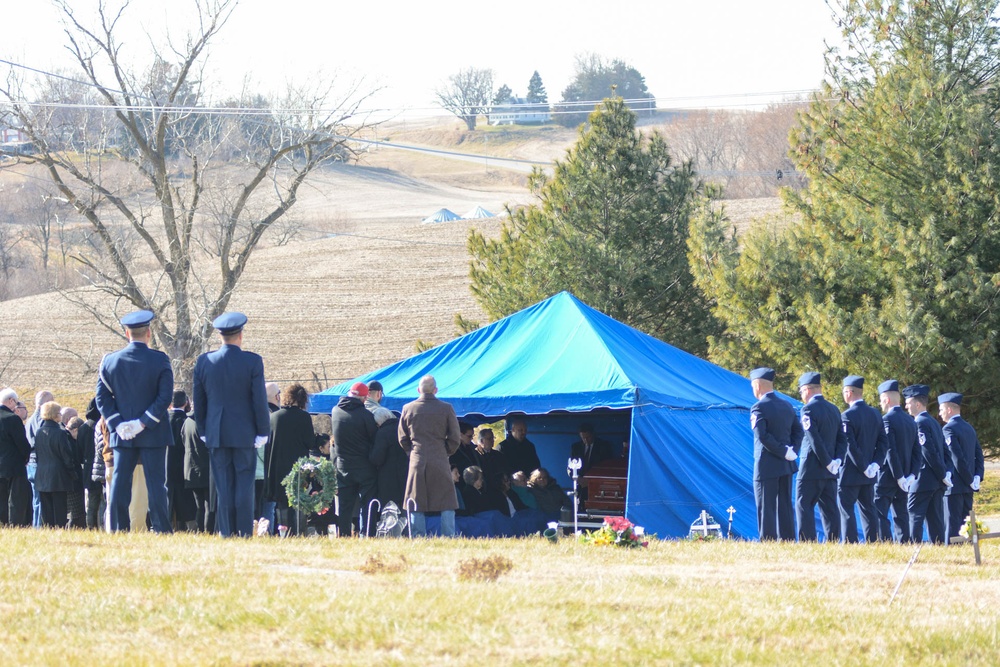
[0,0,379,382]
[436,67,494,131]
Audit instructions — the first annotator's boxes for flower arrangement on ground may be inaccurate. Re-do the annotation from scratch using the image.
[579,516,651,548]
[960,517,990,538]
[282,456,337,515]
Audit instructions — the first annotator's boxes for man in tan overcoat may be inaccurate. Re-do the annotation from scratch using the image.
[398,375,461,536]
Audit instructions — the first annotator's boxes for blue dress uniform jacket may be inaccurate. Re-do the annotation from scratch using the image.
[909,411,949,544]
[193,345,270,449]
[192,344,269,537]
[942,415,984,540]
[750,391,802,541]
[838,399,888,542]
[96,341,173,449]
[796,395,846,541]
[875,405,920,542]
[95,340,174,532]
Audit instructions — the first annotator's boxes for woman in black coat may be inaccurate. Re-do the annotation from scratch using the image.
[264,383,314,534]
[34,402,78,528]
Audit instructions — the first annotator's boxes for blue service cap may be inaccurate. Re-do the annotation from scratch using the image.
[797,371,821,388]
[902,384,930,399]
[213,312,248,335]
[749,367,775,382]
[877,379,899,394]
[120,310,154,329]
[938,392,963,406]
[843,375,864,389]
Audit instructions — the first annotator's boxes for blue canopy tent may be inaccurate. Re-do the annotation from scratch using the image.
[310,292,796,539]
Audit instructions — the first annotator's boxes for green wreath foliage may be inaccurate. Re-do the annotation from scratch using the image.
[281,456,337,515]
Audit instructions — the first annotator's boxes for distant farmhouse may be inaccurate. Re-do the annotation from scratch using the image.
[0,127,34,156]
[489,97,551,126]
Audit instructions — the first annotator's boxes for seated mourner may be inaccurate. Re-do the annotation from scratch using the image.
[528,468,570,514]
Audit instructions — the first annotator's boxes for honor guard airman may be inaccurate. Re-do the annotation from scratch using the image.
[938,392,985,542]
[795,371,846,542]
[838,375,888,543]
[193,312,270,537]
[902,385,951,544]
[874,380,919,542]
[95,310,174,533]
[749,368,802,541]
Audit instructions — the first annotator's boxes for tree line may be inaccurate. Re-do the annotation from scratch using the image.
[436,54,655,130]
[468,0,1000,457]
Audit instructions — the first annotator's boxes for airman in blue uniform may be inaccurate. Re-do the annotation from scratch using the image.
[938,393,985,542]
[795,371,846,542]
[193,313,270,537]
[838,375,888,543]
[874,380,919,542]
[903,385,951,544]
[749,367,802,541]
[95,310,174,532]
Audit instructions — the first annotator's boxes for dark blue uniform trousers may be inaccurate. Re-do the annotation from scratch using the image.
[838,483,878,543]
[796,477,840,542]
[210,447,256,537]
[754,474,795,540]
[908,488,946,544]
[874,485,910,542]
[110,447,171,533]
[945,492,973,543]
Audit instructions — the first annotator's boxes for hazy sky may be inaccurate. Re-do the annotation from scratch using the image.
[3,0,843,117]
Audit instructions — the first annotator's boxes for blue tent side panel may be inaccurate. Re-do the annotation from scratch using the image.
[627,404,757,539]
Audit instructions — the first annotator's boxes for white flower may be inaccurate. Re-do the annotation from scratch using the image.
[634,526,645,537]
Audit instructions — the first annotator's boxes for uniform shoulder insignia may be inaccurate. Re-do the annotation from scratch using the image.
[801,415,811,431]
[945,436,951,446]
[884,425,890,435]
[918,431,926,446]
[750,414,758,430]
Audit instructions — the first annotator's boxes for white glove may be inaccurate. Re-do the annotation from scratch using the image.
[896,477,907,491]
[785,446,797,461]
[943,471,953,488]
[126,419,145,436]
[826,460,839,475]
[864,462,880,479]
[972,475,981,492]
[905,475,916,492]
[115,422,134,440]
[254,435,268,449]
[833,459,842,475]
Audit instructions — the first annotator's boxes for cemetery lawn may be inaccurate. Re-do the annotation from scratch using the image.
[0,527,997,665]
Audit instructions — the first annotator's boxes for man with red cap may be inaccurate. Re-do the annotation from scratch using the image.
[330,381,378,537]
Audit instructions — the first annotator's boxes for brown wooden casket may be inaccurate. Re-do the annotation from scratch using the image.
[582,458,628,512]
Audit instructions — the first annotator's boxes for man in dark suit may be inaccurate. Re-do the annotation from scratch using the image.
[795,371,846,542]
[569,423,614,475]
[749,368,802,541]
[193,312,270,537]
[875,380,919,542]
[903,385,951,544]
[838,375,888,543]
[166,390,196,531]
[0,387,31,526]
[95,310,174,533]
[939,392,985,542]
[497,419,541,477]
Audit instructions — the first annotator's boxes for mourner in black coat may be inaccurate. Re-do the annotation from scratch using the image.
[34,408,78,528]
[265,385,315,535]
[370,416,409,510]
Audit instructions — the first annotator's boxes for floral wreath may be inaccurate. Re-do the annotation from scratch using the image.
[281,456,338,515]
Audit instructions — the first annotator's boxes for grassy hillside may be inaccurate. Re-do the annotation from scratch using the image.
[1,529,997,665]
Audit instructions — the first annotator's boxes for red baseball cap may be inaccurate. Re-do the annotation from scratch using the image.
[348,382,369,398]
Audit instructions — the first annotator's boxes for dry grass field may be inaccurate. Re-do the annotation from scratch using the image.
[0,528,997,666]
[0,118,791,411]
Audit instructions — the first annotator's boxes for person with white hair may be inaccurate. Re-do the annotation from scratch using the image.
[0,387,31,526]
[398,375,462,537]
